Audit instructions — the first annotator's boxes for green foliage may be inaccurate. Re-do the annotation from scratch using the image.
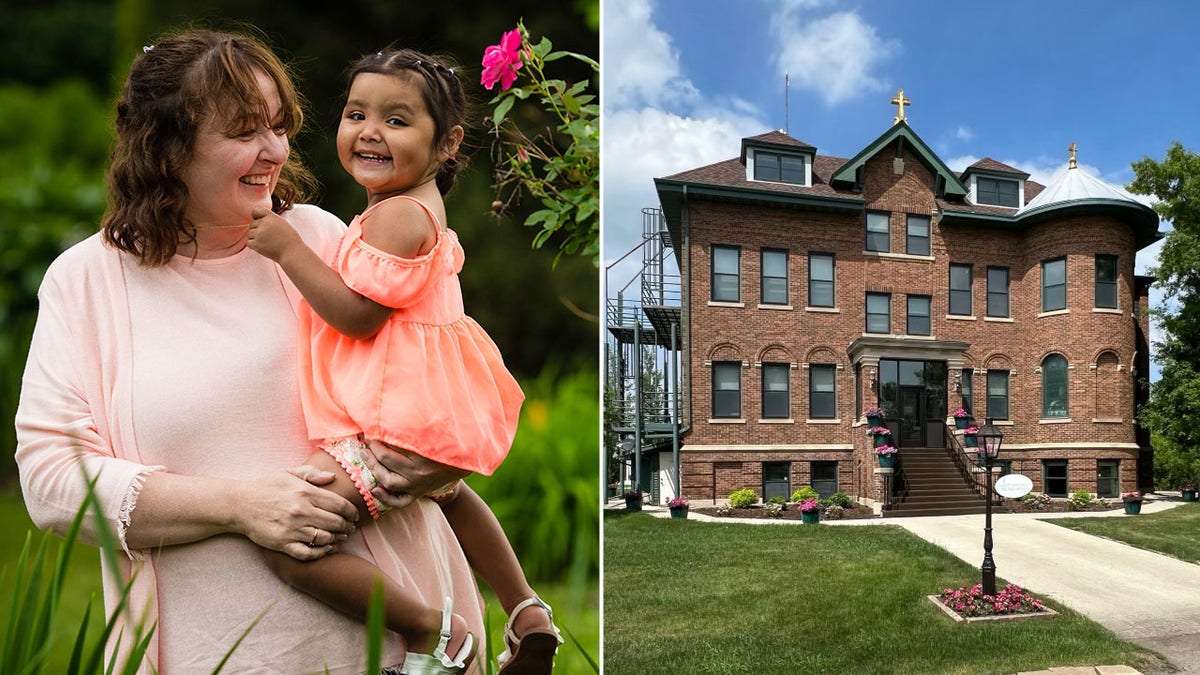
[727,488,758,508]
[1068,489,1095,511]
[1151,432,1200,489]
[0,81,109,482]
[466,367,599,588]
[1129,143,1200,475]
[485,20,599,267]
[766,495,787,508]
[827,492,854,508]
[789,486,819,503]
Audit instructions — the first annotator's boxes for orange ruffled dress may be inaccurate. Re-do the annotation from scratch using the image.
[298,195,523,475]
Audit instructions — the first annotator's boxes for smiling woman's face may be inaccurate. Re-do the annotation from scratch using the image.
[181,69,290,229]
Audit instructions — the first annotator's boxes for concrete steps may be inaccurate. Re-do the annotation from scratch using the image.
[884,447,987,518]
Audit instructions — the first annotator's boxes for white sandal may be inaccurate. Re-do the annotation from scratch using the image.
[496,597,563,674]
[399,596,476,675]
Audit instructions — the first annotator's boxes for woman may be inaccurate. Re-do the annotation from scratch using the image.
[14,28,478,674]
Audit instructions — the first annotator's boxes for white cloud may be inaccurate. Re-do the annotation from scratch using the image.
[602,108,762,275]
[955,126,973,142]
[770,7,899,105]
[603,0,699,110]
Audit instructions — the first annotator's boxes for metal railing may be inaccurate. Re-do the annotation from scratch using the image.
[942,425,987,497]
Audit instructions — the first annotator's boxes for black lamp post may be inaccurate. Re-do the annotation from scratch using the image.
[976,417,1003,595]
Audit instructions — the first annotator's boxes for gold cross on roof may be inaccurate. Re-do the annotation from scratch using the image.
[1068,142,1078,169]
[891,88,910,125]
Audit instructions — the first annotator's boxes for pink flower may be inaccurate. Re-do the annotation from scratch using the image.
[481,28,524,91]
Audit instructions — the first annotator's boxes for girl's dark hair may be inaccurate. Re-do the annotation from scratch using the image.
[346,48,471,195]
[102,28,316,266]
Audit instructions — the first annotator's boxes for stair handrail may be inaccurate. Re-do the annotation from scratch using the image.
[942,425,987,497]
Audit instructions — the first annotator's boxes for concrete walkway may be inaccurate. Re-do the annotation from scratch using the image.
[618,497,1200,673]
[889,498,1200,674]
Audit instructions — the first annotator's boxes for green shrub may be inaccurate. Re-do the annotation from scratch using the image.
[764,503,783,518]
[467,367,598,587]
[827,492,854,508]
[1021,493,1051,509]
[789,486,818,503]
[1068,489,1095,511]
[767,495,787,508]
[728,488,759,508]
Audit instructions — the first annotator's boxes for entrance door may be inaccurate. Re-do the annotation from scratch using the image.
[898,386,924,447]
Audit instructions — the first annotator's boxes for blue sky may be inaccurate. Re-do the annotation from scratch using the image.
[602,0,1200,379]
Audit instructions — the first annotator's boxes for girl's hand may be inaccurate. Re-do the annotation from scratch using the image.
[247,207,303,263]
[237,467,359,561]
[361,440,470,510]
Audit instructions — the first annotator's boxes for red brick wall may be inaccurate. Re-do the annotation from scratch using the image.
[679,145,1145,501]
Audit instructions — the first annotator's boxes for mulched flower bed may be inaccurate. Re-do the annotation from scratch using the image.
[692,503,878,521]
[1000,498,1120,514]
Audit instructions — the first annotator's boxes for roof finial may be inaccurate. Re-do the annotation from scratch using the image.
[1068,142,1078,170]
[891,88,910,125]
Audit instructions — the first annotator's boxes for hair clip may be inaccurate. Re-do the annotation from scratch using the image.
[414,59,458,81]
[142,45,154,53]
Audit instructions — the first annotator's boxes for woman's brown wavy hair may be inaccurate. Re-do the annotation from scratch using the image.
[102,28,317,266]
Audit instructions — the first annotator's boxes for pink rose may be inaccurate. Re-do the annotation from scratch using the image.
[481,28,524,91]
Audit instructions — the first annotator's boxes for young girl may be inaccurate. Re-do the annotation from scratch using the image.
[246,48,560,675]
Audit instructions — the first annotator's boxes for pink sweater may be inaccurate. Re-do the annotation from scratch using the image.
[15,205,483,673]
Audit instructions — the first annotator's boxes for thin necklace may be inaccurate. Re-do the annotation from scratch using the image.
[192,224,251,230]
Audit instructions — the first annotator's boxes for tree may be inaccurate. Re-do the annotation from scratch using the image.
[1129,142,1200,484]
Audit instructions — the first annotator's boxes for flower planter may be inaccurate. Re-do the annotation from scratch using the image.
[866,414,884,427]
[964,435,978,448]
[1123,501,1142,515]
[873,434,890,448]
[669,506,688,519]
[954,417,971,430]
[877,454,897,468]
[801,510,820,524]
[1183,490,1198,503]
[624,496,643,511]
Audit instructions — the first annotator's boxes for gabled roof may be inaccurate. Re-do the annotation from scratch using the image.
[829,121,968,198]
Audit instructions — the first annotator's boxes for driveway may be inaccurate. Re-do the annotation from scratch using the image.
[889,500,1200,673]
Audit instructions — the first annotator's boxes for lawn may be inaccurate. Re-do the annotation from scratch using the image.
[1047,502,1200,563]
[0,489,598,674]
[604,511,1168,675]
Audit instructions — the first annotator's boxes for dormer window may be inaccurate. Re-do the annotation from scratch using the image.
[976,177,1020,207]
[750,149,808,186]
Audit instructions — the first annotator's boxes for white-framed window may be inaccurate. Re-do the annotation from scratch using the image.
[977,177,1020,207]
[752,150,807,185]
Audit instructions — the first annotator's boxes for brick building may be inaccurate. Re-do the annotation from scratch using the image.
[651,110,1159,514]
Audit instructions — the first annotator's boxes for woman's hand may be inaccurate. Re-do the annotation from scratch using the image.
[361,440,470,510]
[237,467,360,560]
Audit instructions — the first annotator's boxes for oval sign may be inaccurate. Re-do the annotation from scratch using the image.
[995,473,1034,499]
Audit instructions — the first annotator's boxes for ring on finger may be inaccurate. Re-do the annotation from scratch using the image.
[310,529,320,547]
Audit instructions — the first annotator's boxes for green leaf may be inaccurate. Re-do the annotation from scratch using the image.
[491,96,516,130]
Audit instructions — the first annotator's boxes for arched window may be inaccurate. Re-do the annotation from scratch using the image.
[1041,354,1068,418]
